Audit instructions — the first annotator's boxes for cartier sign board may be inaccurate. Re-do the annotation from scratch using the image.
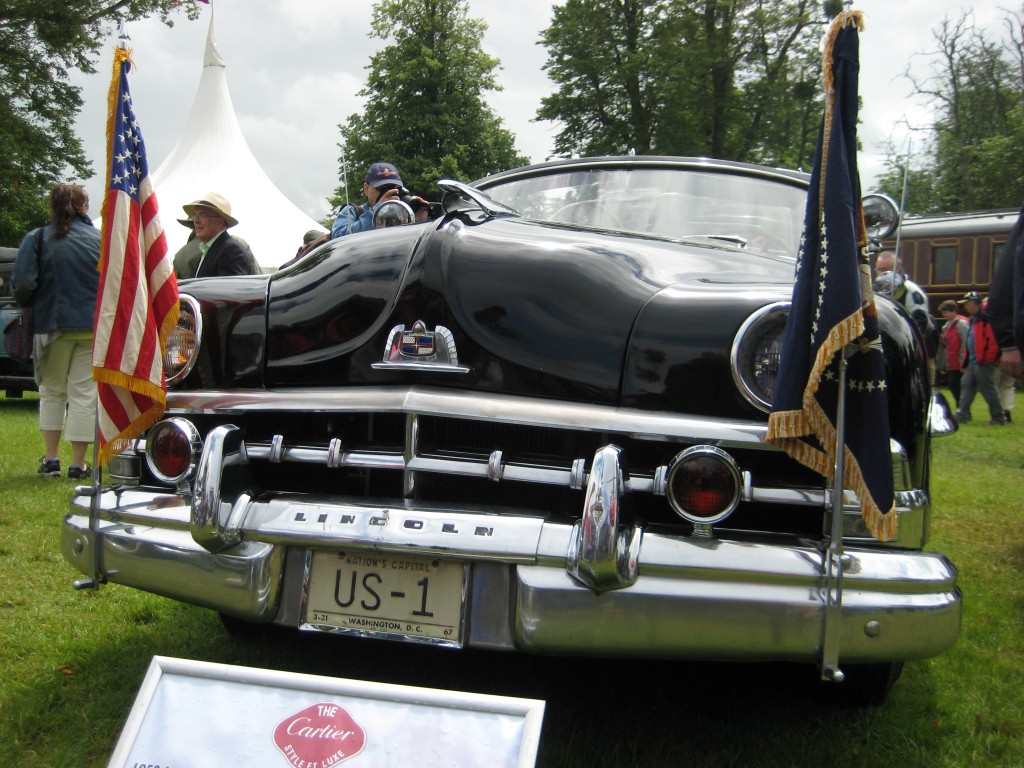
[108,656,545,767]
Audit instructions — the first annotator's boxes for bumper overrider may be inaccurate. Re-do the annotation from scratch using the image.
[62,420,961,664]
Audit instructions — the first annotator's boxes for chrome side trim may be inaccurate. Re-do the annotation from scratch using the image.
[567,445,641,591]
[166,386,773,449]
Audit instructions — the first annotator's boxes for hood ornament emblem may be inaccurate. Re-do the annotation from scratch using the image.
[372,321,471,373]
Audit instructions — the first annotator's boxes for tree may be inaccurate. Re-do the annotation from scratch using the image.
[0,0,199,246]
[536,0,826,168]
[884,8,1024,213]
[331,0,528,208]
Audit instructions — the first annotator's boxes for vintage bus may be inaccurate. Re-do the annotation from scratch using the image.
[882,207,1019,314]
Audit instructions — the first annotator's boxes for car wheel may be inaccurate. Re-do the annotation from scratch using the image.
[218,612,274,640]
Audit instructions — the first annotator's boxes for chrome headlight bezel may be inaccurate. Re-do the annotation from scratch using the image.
[730,301,790,413]
[164,294,202,387]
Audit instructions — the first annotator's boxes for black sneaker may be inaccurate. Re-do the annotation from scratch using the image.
[1004,410,1012,423]
[38,457,61,477]
[67,465,92,480]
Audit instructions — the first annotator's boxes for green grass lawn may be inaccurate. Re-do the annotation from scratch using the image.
[1,389,1021,767]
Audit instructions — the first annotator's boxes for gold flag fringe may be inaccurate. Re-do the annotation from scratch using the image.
[766,9,897,541]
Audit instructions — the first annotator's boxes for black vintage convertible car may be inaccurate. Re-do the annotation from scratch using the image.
[62,156,960,704]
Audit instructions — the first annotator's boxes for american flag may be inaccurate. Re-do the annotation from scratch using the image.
[765,11,896,541]
[93,47,179,467]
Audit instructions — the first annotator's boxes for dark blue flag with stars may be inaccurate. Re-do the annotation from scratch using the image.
[765,11,896,541]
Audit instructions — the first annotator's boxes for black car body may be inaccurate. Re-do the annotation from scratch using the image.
[62,157,960,702]
[0,245,35,397]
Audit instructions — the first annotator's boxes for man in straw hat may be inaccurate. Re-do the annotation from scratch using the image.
[180,192,258,278]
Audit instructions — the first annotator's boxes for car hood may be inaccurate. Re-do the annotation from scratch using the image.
[257,214,794,408]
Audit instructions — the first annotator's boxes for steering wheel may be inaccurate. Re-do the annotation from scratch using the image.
[551,200,624,229]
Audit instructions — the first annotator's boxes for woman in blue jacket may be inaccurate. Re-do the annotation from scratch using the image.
[12,184,101,479]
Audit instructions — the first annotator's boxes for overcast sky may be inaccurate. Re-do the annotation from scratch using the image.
[69,0,1004,223]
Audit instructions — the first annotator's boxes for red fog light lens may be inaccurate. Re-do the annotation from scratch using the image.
[146,419,199,482]
[666,446,741,524]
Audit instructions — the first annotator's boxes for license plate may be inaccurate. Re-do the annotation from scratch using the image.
[302,550,466,646]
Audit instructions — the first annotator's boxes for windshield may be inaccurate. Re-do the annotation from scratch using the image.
[477,166,807,258]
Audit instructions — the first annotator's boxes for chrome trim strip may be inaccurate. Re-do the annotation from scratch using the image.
[166,386,772,449]
[245,498,546,561]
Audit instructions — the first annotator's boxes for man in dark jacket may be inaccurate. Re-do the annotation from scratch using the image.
[987,205,1023,380]
[180,193,259,278]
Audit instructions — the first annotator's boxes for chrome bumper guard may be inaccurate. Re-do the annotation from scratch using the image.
[61,424,961,662]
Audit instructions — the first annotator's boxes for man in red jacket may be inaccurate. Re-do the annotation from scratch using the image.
[939,299,969,406]
[954,292,1006,425]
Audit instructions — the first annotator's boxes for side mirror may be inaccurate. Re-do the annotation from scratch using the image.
[372,200,415,229]
[862,194,900,241]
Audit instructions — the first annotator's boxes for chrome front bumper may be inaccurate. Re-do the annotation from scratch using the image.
[62,486,961,663]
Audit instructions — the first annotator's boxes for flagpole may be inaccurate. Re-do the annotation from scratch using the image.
[820,348,852,682]
[75,22,134,592]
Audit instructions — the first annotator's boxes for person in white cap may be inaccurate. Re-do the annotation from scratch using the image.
[180,193,258,278]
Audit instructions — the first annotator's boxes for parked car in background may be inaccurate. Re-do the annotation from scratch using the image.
[0,246,36,398]
[62,156,961,705]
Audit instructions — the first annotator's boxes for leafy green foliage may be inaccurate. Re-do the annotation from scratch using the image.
[536,0,826,168]
[0,0,200,246]
[883,9,1024,213]
[331,0,528,208]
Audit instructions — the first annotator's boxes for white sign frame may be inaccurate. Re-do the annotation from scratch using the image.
[108,655,545,768]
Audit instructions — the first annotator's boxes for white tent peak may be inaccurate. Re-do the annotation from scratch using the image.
[202,15,226,69]
[151,13,326,271]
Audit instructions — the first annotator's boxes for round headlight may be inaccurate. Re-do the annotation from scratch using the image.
[372,199,415,228]
[666,445,742,525]
[862,193,900,240]
[731,301,789,413]
[146,418,200,483]
[164,295,202,386]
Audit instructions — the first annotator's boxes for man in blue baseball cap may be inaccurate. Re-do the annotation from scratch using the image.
[331,162,420,238]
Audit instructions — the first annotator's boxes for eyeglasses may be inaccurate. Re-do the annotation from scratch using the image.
[192,212,221,222]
